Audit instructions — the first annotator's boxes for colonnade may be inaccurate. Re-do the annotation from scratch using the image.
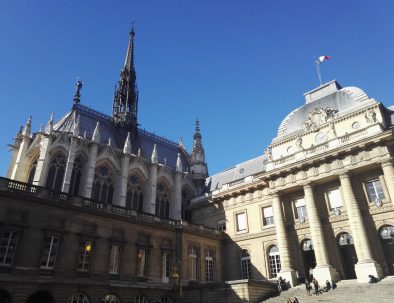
[271,160,394,284]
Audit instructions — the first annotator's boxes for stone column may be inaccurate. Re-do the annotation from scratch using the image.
[171,172,182,220]
[381,159,394,208]
[83,142,98,198]
[147,164,158,214]
[118,155,130,207]
[272,192,296,286]
[339,172,383,282]
[62,137,77,193]
[33,135,51,186]
[303,183,339,283]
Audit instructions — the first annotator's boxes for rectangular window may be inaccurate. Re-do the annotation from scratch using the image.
[40,236,60,269]
[366,179,385,202]
[262,207,274,226]
[109,245,121,274]
[162,253,170,283]
[0,230,19,265]
[236,212,247,232]
[189,247,198,281]
[137,249,147,277]
[327,189,343,210]
[78,241,93,272]
[217,220,226,231]
[205,255,215,282]
[294,198,308,221]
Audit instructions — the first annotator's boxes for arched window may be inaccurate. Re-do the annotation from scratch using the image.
[92,165,114,204]
[181,189,192,221]
[126,174,144,211]
[160,296,172,303]
[268,245,281,278]
[67,292,90,303]
[102,294,120,303]
[189,246,199,281]
[27,158,38,184]
[205,249,215,282]
[241,250,252,279]
[70,157,84,196]
[156,182,170,218]
[132,295,148,303]
[46,152,66,191]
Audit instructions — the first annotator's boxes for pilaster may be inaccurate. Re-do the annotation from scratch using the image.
[147,164,158,215]
[118,155,130,207]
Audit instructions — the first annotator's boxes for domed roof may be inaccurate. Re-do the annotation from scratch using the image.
[276,81,371,139]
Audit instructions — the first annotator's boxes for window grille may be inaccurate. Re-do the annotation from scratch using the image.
[268,245,281,278]
[40,236,60,269]
[0,230,19,265]
[240,250,252,279]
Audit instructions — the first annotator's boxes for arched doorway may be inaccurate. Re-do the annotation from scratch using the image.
[338,232,357,279]
[26,291,55,303]
[301,239,316,277]
[379,225,394,275]
[0,289,12,303]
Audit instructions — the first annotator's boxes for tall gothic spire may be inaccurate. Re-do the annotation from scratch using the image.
[190,118,208,189]
[112,23,139,133]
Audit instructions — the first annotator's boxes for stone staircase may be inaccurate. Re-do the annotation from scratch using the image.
[261,276,394,303]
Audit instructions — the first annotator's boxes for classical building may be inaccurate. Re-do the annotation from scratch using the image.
[191,80,394,286]
[1,26,394,303]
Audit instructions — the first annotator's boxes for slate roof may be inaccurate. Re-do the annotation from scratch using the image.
[53,104,190,169]
[276,85,371,140]
[203,155,268,193]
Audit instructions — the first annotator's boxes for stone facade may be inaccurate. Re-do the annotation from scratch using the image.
[191,81,394,286]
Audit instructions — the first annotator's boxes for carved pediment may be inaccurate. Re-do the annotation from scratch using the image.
[303,107,338,132]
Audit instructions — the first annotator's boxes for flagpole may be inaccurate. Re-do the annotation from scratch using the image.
[315,58,322,86]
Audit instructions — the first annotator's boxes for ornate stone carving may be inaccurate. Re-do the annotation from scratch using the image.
[295,135,303,150]
[365,109,377,124]
[303,107,338,132]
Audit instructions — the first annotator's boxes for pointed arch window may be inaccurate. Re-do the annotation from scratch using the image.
[46,152,66,192]
[126,174,144,212]
[92,165,114,204]
[181,189,192,221]
[156,182,170,219]
[70,157,84,196]
[205,249,215,282]
[27,158,38,184]
[241,249,252,279]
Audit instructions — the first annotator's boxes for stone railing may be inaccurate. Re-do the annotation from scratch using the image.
[0,177,218,236]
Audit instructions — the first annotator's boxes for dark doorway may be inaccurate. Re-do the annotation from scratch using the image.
[338,233,357,279]
[0,289,12,303]
[379,226,394,275]
[26,291,54,303]
[302,239,316,277]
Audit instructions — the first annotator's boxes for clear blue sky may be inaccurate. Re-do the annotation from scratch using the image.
[1,0,393,176]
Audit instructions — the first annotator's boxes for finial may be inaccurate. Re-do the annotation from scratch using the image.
[151,144,158,164]
[164,158,167,166]
[46,112,54,134]
[195,118,200,132]
[22,116,32,137]
[137,148,141,157]
[176,153,183,173]
[178,137,184,148]
[92,121,100,143]
[83,130,87,139]
[108,138,112,147]
[73,79,83,104]
[123,132,131,154]
[130,18,136,35]
[39,124,44,133]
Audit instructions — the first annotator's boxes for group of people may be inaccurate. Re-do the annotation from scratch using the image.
[304,275,337,296]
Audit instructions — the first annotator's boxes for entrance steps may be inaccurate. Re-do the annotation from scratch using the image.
[261,276,394,303]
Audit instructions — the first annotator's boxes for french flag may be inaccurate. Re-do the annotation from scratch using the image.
[317,55,331,64]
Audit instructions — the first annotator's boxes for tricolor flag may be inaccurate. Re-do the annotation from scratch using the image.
[317,55,331,64]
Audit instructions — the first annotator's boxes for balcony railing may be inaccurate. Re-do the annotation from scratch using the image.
[0,177,218,236]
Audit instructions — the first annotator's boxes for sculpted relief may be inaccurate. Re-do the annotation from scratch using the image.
[303,107,338,132]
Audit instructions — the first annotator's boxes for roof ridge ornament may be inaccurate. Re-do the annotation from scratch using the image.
[151,144,158,164]
[73,79,83,104]
[92,121,101,143]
